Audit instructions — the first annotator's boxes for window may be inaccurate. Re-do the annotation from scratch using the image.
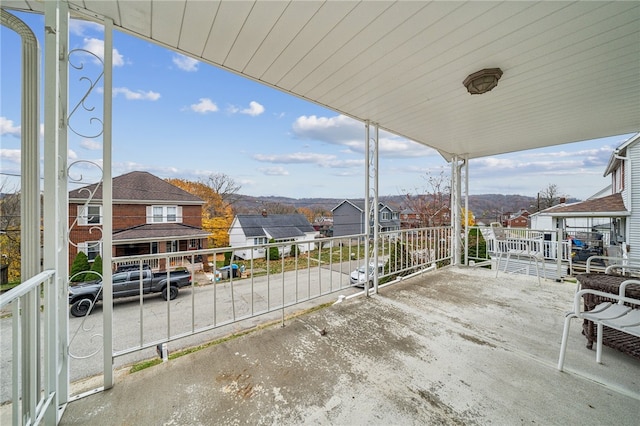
[149,205,181,223]
[254,237,267,245]
[78,205,102,225]
[151,242,158,254]
[80,241,102,261]
[189,239,198,249]
[381,211,390,221]
[166,240,178,253]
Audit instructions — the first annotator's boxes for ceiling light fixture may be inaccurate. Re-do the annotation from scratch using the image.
[463,68,503,95]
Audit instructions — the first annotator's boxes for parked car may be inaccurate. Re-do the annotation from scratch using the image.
[350,263,385,287]
[68,268,192,317]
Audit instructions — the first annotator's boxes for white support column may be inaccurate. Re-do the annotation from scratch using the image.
[2,8,42,423]
[44,0,70,411]
[102,17,115,390]
[364,122,370,295]
[463,157,469,265]
[372,124,380,293]
[450,156,461,266]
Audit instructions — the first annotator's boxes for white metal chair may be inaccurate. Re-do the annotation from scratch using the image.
[558,279,640,370]
[488,223,546,285]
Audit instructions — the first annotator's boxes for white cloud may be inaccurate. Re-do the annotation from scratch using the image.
[0,117,21,137]
[252,152,363,169]
[80,139,102,150]
[259,167,289,176]
[291,114,434,159]
[69,19,103,36]
[81,38,125,67]
[191,98,219,114]
[0,149,21,164]
[68,149,78,160]
[113,87,161,101]
[228,101,265,116]
[241,101,265,116]
[173,54,199,72]
[292,114,362,143]
[253,152,336,165]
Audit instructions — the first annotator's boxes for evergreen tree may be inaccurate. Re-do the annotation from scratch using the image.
[267,239,280,261]
[70,251,90,282]
[87,254,103,281]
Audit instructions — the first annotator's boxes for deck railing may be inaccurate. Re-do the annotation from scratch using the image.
[0,270,61,425]
[466,225,572,279]
[1,227,452,416]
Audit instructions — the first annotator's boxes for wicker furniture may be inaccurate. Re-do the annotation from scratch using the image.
[576,273,640,359]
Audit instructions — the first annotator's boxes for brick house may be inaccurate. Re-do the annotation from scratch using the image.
[68,171,209,271]
[506,209,530,228]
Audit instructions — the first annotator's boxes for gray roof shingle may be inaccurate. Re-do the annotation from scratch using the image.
[69,171,203,204]
[543,193,628,216]
[235,214,315,239]
[113,223,210,242]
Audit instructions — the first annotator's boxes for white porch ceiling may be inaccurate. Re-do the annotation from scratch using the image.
[4,1,640,161]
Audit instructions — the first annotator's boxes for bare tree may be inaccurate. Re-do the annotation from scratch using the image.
[202,173,241,206]
[536,183,564,211]
[401,170,451,227]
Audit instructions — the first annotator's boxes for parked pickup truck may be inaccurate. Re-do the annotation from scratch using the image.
[68,268,192,317]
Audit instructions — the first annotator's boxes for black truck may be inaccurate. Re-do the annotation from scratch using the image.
[68,268,192,317]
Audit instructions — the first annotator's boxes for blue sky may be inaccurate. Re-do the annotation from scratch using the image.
[1,11,635,201]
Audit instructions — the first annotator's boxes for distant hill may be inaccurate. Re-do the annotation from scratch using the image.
[233,193,579,218]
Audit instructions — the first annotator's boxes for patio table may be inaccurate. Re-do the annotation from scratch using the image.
[576,273,640,360]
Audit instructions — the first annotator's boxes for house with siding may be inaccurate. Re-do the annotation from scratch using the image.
[68,171,209,271]
[228,212,318,260]
[530,132,639,257]
[332,200,401,238]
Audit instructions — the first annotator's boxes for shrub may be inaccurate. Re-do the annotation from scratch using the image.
[70,251,90,282]
[267,239,280,261]
[86,254,103,281]
[290,244,299,257]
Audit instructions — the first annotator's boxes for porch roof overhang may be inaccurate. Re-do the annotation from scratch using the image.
[3,1,639,161]
[112,223,210,244]
[538,193,630,218]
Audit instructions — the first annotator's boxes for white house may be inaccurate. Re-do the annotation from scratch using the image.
[228,212,319,260]
[530,132,639,257]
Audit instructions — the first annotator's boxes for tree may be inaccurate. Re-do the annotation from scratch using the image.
[297,206,315,223]
[88,254,103,281]
[401,170,451,227]
[267,239,280,261]
[0,181,22,282]
[70,251,90,282]
[166,178,238,248]
[203,173,241,207]
[461,208,475,227]
[536,183,565,211]
[260,202,297,215]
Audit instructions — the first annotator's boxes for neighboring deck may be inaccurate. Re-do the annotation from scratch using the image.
[58,267,639,425]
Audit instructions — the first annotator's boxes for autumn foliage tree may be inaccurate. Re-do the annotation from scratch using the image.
[166,177,237,248]
[0,183,21,283]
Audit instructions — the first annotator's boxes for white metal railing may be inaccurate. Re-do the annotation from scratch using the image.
[0,270,60,425]
[63,228,450,397]
[468,225,572,279]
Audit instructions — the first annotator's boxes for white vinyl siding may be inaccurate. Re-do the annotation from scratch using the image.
[146,205,182,223]
[78,204,102,225]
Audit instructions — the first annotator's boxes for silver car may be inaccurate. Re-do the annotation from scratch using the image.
[350,263,384,287]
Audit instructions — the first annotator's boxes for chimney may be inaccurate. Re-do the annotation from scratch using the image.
[559,197,566,204]
[261,209,267,217]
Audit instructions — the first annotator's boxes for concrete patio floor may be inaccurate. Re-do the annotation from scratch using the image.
[59,266,640,425]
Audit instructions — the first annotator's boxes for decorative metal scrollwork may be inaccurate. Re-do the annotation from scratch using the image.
[68,48,104,139]
[67,160,103,248]
[68,271,104,360]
